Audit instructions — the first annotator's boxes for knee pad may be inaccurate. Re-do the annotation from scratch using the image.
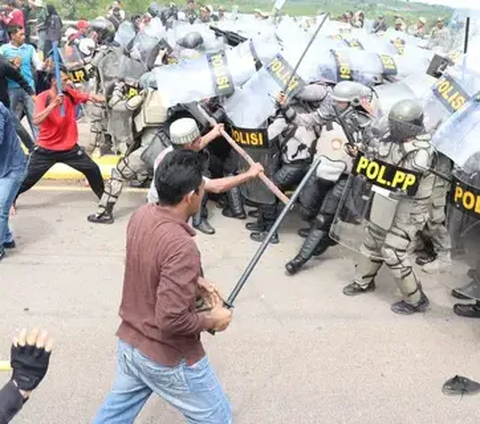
[313,213,334,231]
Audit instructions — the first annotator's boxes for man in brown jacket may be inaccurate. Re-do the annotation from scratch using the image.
[94,149,233,424]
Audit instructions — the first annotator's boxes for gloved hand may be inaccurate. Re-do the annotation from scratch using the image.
[11,329,53,392]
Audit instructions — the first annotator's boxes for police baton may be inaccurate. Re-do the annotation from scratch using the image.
[197,106,289,205]
[208,156,322,335]
[283,13,329,93]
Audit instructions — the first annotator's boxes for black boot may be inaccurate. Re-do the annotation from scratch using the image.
[192,197,215,235]
[246,212,264,232]
[343,281,376,296]
[415,252,436,266]
[192,213,215,235]
[285,228,326,275]
[87,203,115,225]
[297,227,311,238]
[250,230,279,244]
[248,209,259,218]
[390,292,430,315]
[222,186,246,219]
[453,301,480,318]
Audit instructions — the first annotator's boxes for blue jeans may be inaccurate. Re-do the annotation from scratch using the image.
[8,87,38,139]
[93,340,232,424]
[0,167,25,254]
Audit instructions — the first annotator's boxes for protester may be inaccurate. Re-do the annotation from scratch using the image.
[2,0,25,29]
[146,118,264,228]
[0,328,53,423]
[0,101,26,260]
[25,0,44,44]
[16,66,106,200]
[32,0,47,54]
[42,4,62,59]
[0,25,46,140]
[0,54,35,152]
[93,149,233,423]
[107,0,126,22]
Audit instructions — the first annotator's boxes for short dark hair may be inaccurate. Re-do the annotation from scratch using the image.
[154,149,205,206]
[7,25,23,36]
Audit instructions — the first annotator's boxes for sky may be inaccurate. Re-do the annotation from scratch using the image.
[418,0,480,9]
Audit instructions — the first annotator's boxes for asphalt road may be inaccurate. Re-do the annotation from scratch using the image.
[2,185,480,424]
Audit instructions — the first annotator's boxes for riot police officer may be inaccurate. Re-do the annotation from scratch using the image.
[285,81,376,274]
[342,99,434,315]
[245,82,332,244]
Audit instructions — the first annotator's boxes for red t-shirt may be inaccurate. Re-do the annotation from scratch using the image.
[35,88,90,151]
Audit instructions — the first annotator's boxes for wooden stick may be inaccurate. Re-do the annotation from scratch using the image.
[199,109,289,205]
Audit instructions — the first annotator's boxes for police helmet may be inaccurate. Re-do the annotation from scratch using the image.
[90,17,116,44]
[388,99,425,142]
[177,32,204,49]
[332,81,371,106]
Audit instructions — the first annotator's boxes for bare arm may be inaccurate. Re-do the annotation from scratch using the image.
[205,163,263,194]
[198,124,223,150]
[33,96,63,126]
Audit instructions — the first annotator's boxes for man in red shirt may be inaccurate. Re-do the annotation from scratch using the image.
[16,66,106,199]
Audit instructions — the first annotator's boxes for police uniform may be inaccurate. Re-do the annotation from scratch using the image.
[87,91,166,225]
[418,153,452,273]
[285,105,376,275]
[343,100,434,315]
[246,84,329,243]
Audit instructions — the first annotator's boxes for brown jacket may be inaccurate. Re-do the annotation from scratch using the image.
[116,204,212,366]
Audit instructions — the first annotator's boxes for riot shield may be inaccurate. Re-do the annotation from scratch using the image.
[330,150,422,253]
[443,167,480,299]
[431,97,480,167]
[227,124,277,205]
[223,52,306,129]
[114,21,136,49]
[153,47,250,107]
[423,66,480,132]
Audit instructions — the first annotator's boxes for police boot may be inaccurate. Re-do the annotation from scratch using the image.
[250,205,279,244]
[421,251,451,274]
[390,271,429,315]
[451,280,480,300]
[222,186,246,220]
[87,203,115,225]
[246,210,265,232]
[453,301,480,318]
[297,227,311,238]
[415,252,436,266]
[391,291,430,315]
[343,257,382,296]
[285,228,325,275]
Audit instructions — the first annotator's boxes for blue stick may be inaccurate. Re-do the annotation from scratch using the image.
[52,41,64,117]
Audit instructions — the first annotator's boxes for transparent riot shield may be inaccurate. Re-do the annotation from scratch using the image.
[153,48,244,107]
[330,151,422,253]
[423,66,480,132]
[375,73,437,117]
[223,52,306,129]
[431,97,480,167]
[114,21,136,49]
[444,168,480,299]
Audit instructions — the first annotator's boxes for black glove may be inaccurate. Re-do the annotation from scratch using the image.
[11,343,51,391]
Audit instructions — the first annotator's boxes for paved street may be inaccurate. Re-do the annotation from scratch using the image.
[2,185,480,424]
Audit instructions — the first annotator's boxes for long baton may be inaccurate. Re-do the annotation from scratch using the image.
[52,41,65,117]
[283,13,329,93]
[198,106,289,205]
[209,156,322,334]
